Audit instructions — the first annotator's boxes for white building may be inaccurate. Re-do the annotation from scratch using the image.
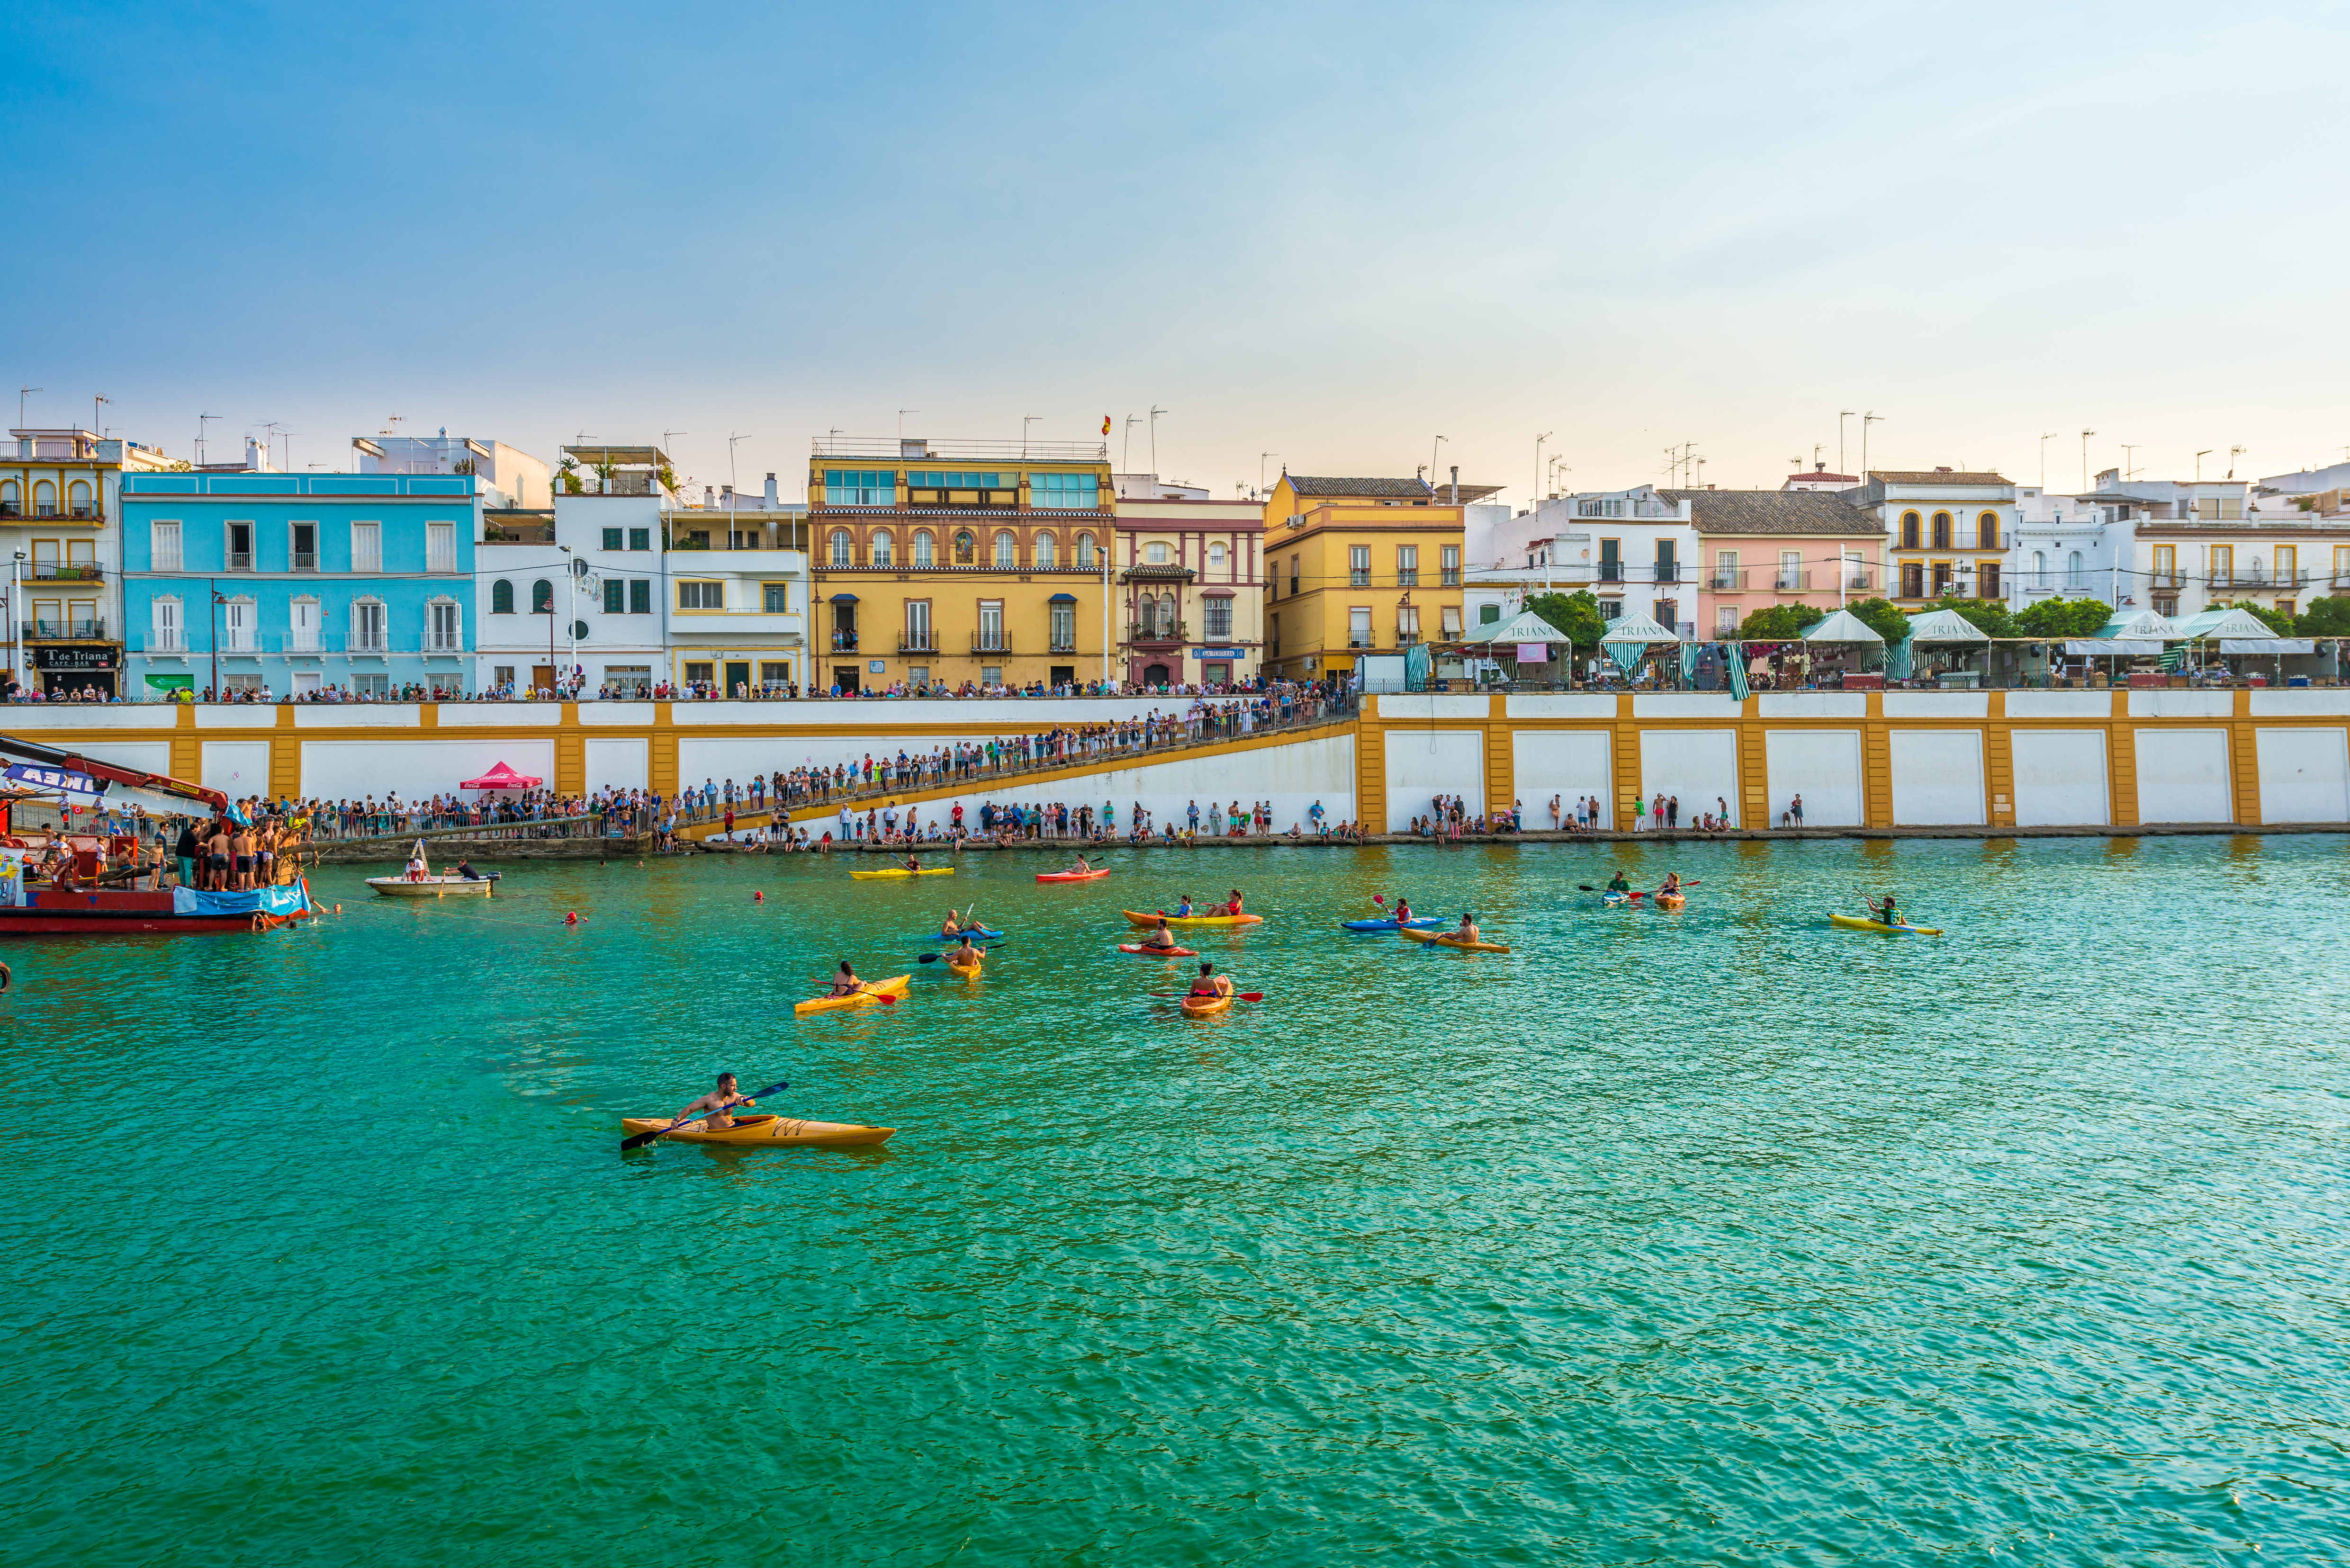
[474,445,675,695]
[1461,486,1699,636]
[353,430,550,510]
[2008,485,2125,611]
[660,471,809,694]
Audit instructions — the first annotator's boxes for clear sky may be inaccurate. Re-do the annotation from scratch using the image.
[6,0,2344,502]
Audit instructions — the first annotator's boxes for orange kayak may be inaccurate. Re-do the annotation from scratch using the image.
[1036,868,1109,883]
[1180,992,1234,1018]
[619,1113,895,1148]
[1117,943,1198,957]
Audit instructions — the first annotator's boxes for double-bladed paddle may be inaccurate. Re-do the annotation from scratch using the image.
[621,1080,788,1151]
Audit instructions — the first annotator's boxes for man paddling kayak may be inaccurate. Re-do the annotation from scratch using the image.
[945,933,984,969]
[667,1072,757,1133]
[1869,892,1903,927]
[1141,916,1180,951]
[1453,911,1482,943]
[1187,961,1234,1002]
[1606,871,1632,895]
[1064,852,1093,876]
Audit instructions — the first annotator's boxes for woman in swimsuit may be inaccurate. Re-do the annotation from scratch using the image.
[1188,961,1233,1001]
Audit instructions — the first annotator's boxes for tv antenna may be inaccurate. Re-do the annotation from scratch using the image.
[2194,448,2212,480]
[198,412,222,466]
[17,386,40,428]
[2228,445,2246,479]
[2039,432,2059,489]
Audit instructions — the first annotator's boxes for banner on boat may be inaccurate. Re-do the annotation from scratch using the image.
[5,762,102,797]
[171,885,314,919]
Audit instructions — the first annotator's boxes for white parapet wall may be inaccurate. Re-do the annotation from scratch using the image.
[1762,730,1864,826]
[2135,728,2233,824]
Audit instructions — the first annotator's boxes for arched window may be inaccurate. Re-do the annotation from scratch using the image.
[1931,511,1952,550]
[1208,542,1227,569]
[66,480,92,516]
[2032,550,2046,585]
[954,530,975,565]
[871,529,894,568]
[0,479,17,512]
[531,579,554,613]
[994,531,1017,568]
[33,479,56,515]
[491,579,514,614]
[1977,511,1999,549]
[1900,511,1920,549]
[1075,533,1097,569]
[1033,531,1056,569]
[2067,550,2084,588]
[913,530,935,567]
[828,529,852,567]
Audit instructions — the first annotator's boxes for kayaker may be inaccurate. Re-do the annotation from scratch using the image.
[941,907,964,937]
[1454,911,1481,943]
[1066,852,1092,875]
[1187,961,1233,1001]
[668,1072,756,1134]
[824,960,865,998]
[1142,917,1179,951]
[902,851,923,873]
[1606,871,1631,895]
[1659,872,1683,897]
[1392,896,1412,923]
[1871,893,1902,928]
[946,933,983,968]
[1175,895,1195,917]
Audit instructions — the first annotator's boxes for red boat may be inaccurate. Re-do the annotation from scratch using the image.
[0,734,314,936]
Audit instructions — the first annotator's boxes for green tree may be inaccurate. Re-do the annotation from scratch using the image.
[1845,597,1912,644]
[2013,598,2113,638]
[1526,590,1608,651]
[1735,602,1828,640]
[2226,599,2295,636]
[2295,596,2350,636]
[1938,597,2017,639]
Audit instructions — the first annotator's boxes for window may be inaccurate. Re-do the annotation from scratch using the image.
[1348,606,1372,647]
[1033,532,1056,569]
[1717,605,1739,635]
[152,596,181,651]
[763,582,790,613]
[1208,542,1226,569]
[603,579,625,614]
[678,581,723,609]
[1074,533,1096,569]
[2335,547,2350,585]
[906,471,1003,489]
[1050,600,1076,650]
[1204,598,1232,638]
[66,480,92,517]
[227,521,253,571]
[1931,511,1952,550]
[1031,471,1099,509]
[824,469,895,506]
[1290,555,1299,595]
[1350,545,1370,587]
[905,600,933,647]
[954,530,975,565]
[759,662,791,686]
[871,529,894,567]
[1655,541,1679,582]
[1900,563,1924,598]
[2278,598,2297,618]
[602,528,623,551]
[290,520,316,571]
[1778,549,1801,591]
[2032,550,2047,585]
[150,520,182,572]
[290,597,318,651]
[429,599,462,651]
[1978,563,2001,600]
[2276,545,2297,584]
[352,673,389,699]
[629,528,651,552]
[0,479,16,513]
[351,521,382,573]
[1599,539,1621,582]
[913,530,936,568]
[351,599,386,652]
[684,662,715,684]
[1146,542,1170,564]
[1396,545,1418,586]
[981,665,1003,687]
[1977,511,1999,549]
[2066,550,2085,589]
[2152,545,2175,584]
[1713,549,1740,590]
[1655,598,1677,630]
[1440,605,1461,636]
[630,580,651,615]
[1397,604,1422,644]
[994,531,1017,568]
[1479,603,1502,624]
[32,479,55,515]
[1901,511,1921,549]
[606,664,651,697]
[977,600,1006,650]
[1931,561,1954,596]
[828,529,853,567]
[531,579,554,613]
[1441,544,1459,586]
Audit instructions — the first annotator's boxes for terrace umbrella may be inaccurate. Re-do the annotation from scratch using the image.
[1598,612,1678,679]
[1797,606,1886,687]
[1464,607,1573,684]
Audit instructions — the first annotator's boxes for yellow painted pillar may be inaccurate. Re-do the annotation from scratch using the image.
[1984,694,2015,829]
[556,703,585,794]
[650,704,679,797]
[170,700,199,781]
[1484,714,1513,821]
[2107,718,2138,826]
[1612,694,1641,828]
[1737,698,1768,827]
[1862,692,1892,826]
[2230,690,2262,825]
[1355,712,1386,833]
[270,705,300,799]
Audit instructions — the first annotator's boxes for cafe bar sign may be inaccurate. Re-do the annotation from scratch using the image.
[33,646,120,672]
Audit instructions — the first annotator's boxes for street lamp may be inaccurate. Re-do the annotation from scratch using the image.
[7,550,20,699]
[558,544,577,693]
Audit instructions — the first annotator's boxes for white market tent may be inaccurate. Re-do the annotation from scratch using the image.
[1462,607,1571,648]
[2171,606,2279,642]
[1903,607,1991,645]
[1597,611,1679,645]
[2092,608,2179,641]
[1799,608,1885,645]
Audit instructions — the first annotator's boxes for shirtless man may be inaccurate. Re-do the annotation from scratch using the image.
[1141,916,1179,951]
[206,820,233,892]
[232,820,256,891]
[1453,911,1481,944]
[667,1072,758,1135]
[945,933,984,969]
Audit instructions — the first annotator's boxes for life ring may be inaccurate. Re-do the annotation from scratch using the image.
[0,960,12,992]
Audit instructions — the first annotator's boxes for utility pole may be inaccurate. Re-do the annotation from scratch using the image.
[2228,445,2246,479]
[2121,443,2140,481]
[92,395,107,445]
[898,410,918,440]
[1022,414,1039,458]
[2040,432,2060,490]
[1862,412,1882,483]
[1123,416,1141,474]
[1431,435,1447,496]
[198,412,221,467]
[1148,407,1167,476]
[727,433,747,547]
[2195,449,2212,481]
[2080,430,2095,491]
[1259,452,1278,497]
[1533,433,1552,509]
[18,387,40,429]
[1838,410,1855,475]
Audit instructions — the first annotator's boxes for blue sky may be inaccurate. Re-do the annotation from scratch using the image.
[6,0,2344,500]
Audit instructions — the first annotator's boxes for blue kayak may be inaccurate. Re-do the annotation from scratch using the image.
[922,928,1005,942]
[1340,916,1445,932]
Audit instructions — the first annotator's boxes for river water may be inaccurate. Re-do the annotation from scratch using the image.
[6,836,2349,1564]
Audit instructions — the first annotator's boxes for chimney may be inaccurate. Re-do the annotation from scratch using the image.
[1449,464,1459,504]
[764,471,778,507]
[703,484,715,506]
[244,435,271,472]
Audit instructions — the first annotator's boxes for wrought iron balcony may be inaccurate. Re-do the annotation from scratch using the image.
[971,631,1012,654]
[23,618,108,641]
[30,564,103,582]
[898,633,938,654]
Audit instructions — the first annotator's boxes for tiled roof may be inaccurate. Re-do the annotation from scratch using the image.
[1288,475,1434,499]
[1657,489,1885,537]
[1869,470,2011,486]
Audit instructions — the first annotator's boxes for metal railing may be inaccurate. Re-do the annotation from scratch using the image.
[291,552,317,572]
[227,552,253,572]
[1775,570,1811,591]
[897,633,937,654]
[1127,621,1189,642]
[1710,569,1748,590]
[23,618,107,640]
[812,436,1109,461]
[971,632,1012,653]
[830,630,859,651]
[30,564,102,582]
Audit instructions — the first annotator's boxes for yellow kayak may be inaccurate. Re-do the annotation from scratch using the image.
[1656,893,1685,911]
[1829,913,1943,936]
[1400,928,1512,953]
[792,973,912,1015]
[1121,909,1263,928]
[849,867,956,880]
[947,957,982,979]
[1180,992,1233,1018]
[619,1113,895,1148]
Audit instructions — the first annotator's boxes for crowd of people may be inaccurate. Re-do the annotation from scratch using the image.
[20,672,1353,707]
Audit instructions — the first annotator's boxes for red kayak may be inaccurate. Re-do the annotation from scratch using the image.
[1117,942,1198,957]
[1036,868,1109,883]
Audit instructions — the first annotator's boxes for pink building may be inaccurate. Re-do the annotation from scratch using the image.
[1664,489,1888,638]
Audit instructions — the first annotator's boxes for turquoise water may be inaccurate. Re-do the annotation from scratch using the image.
[7,837,2350,1564]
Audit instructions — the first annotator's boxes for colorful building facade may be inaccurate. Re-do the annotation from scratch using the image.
[1260,474,1467,681]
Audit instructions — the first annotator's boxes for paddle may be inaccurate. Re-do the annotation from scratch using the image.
[1152,991,1264,1002]
[915,946,999,963]
[622,1080,787,1151]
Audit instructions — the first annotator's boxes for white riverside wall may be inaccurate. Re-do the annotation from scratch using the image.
[1762,730,1864,826]
[2011,730,2110,826]
[1639,729,1742,825]
[1512,732,1613,827]
[1383,731,1485,826]
[2256,728,2350,823]
[2135,729,2233,824]
[301,739,560,800]
[1889,731,1986,825]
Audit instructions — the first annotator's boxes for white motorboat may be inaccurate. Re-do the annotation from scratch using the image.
[367,840,499,898]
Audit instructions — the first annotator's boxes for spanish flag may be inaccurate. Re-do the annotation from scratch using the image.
[1102,415,1112,435]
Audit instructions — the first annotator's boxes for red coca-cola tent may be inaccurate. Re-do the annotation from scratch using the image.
[458,761,543,791]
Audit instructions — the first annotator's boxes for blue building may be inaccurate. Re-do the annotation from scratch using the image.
[120,471,478,698]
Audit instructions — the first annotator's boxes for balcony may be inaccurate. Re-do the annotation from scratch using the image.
[227,552,253,573]
[829,630,859,652]
[898,632,938,654]
[1396,630,1424,646]
[1651,564,1684,584]
[1127,620,1189,645]
[292,551,318,572]
[23,618,108,641]
[2147,571,2185,589]
[30,564,103,583]
[1710,569,1748,591]
[1774,570,1811,592]
[351,637,388,654]
[1397,570,1419,587]
[2212,568,2310,590]
[224,633,258,653]
[971,632,1012,654]
[3,505,102,522]
[1348,636,1374,650]
[1842,568,1876,592]
[1049,633,1077,654]
[426,633,465,653]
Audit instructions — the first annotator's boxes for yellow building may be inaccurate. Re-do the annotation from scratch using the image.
[806,437,1113,692]
[4,427,179,697]
[1259,473,1468,681]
